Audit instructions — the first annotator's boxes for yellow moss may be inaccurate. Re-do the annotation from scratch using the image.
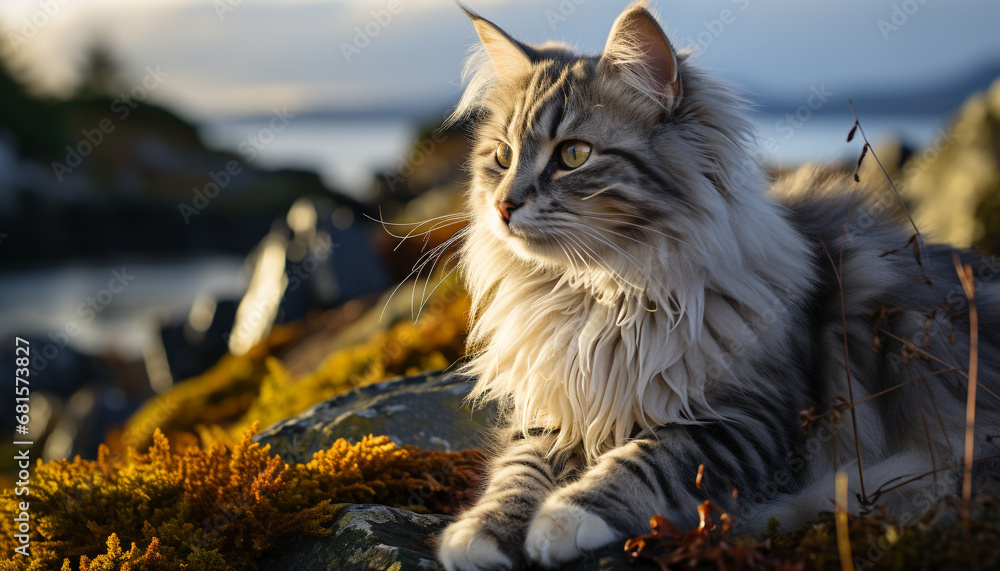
[0,427,482,570]
[119,322,306,453]
[226,275,470,442]
[119,275,469,452]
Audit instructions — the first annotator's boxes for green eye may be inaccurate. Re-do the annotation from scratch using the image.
[559,141,591,169]
[496,142,513,168]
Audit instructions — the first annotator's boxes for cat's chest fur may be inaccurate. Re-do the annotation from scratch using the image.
[466,248,808,461]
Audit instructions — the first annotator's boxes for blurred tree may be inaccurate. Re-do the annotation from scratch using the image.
[73,42,125,100]
[0,46,66,158]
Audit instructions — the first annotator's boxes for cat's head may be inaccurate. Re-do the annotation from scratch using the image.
[455,1,764,297]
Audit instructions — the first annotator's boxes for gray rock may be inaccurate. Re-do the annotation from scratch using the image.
[259,504,652,571]
[256,371,497,463]
[258,504,449,571]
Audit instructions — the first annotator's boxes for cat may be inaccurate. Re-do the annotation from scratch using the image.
[435,2,1000,569]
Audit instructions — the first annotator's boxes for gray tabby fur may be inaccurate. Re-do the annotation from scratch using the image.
[435,2,1000,569]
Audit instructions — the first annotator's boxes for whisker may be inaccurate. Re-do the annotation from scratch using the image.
[364,210,468,229]
[418,229,468,313]
[364,210,469,242]
[580,186,616,201]
[550,228,585,276]
[394,217,469,252]
[410,229,467,319]
[416,251,464,320]
[580,213,727,266]
[380,225,467,324]
[563,229,643,292]
[575,227,652,282]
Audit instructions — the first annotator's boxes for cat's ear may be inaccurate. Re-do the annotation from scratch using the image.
[600,2,682,108]
[458,2,532,80]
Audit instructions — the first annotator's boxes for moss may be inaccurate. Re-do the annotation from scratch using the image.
[120,275,470,453]
[0,427,483,570]
[227,279,469,442]
[120,322,306,453]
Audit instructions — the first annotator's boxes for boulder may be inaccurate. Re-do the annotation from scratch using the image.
[258,503,648,571]
[256,371,497,464]
[258,504,448,571]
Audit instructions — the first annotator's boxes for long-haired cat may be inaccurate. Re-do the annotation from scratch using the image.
[436,2,1000,569]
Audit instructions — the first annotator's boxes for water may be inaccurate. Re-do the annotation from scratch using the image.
[200,113,952,202]
[752,113,950,168]
[200,117,419,202]
[0,255,247,359]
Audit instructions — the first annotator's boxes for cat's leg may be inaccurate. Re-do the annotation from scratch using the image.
[438,429,576,571]
[524,423,785,568]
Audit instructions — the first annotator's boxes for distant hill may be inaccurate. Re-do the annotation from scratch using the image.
[269,59,1000,125]
[751,59,1000,117]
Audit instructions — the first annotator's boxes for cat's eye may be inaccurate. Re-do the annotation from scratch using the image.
[495,142,513,168]
[559,141,591,169]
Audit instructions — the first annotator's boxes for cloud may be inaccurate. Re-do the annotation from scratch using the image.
[3,0,1000,120]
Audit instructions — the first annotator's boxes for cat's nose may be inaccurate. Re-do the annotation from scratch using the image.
[495,200,520,223]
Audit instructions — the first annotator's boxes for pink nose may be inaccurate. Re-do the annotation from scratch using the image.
[496,201,519,223]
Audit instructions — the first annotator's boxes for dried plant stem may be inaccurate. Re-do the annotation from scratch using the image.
[848,100,921,246]
[953,254,979,522]
[822,242,867,501]
[874,329,1000,404]
[871,452,1000,497]
[835,472,854,571]
[849,101,951,312]
[912,383,938,488]
[858,368,962,409]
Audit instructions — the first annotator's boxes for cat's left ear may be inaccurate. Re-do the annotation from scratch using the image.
[458,2,532,80]
[599,2,682,109]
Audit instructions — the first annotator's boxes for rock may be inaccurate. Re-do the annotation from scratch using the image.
[258,504,449,571]
[258,504,651,571]
[256,371,498,463]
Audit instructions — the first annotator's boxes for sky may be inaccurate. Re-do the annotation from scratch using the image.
[1,0,999,122]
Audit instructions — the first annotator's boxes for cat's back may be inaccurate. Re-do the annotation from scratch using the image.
[767,165,1000,411]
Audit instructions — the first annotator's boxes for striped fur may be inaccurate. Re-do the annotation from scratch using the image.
[438,2,1000,569]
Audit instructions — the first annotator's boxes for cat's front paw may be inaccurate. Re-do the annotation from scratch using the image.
[438,516,515,571]
[524,496,619,568]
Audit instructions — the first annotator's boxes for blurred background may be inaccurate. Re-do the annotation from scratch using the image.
[1,0,999,479]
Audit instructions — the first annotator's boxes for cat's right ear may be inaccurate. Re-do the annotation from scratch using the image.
[458,2,532,80]
[599,2,682,110]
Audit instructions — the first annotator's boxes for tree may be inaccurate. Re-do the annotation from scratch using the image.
[73,42,125,100]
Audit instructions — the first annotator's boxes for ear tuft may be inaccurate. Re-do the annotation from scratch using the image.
[599,2,682,108]
[458,2,532,80]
